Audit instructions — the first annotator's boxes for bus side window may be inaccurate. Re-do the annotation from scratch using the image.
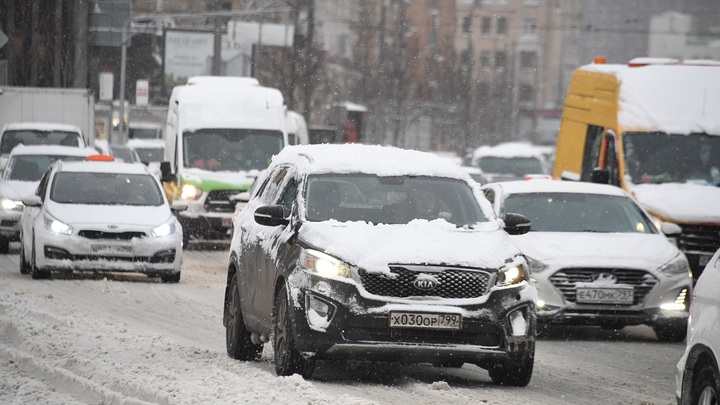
[581,125,604,182]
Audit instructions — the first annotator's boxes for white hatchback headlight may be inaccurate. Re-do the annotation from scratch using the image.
[151,220,176,238]
[43,213,73,235]
[299,249,351,279]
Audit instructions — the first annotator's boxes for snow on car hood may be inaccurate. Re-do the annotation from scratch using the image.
[511,232,679,268]
[46,201,173,227]
[629,183,720,224]
[299,219,520,274]
[0,180,38,200]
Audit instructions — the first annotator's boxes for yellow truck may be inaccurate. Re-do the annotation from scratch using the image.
[553,58,720,279]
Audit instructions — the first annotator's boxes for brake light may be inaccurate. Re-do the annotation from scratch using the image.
[86,154,115,162]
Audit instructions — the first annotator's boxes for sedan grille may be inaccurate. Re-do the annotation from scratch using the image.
[677,224,720,255]
[204,190,242,213]
[78,230,146,240]
[549,268,657,305]
[359,266,492,299]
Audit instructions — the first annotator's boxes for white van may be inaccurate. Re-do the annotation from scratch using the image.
[160,79,288,246]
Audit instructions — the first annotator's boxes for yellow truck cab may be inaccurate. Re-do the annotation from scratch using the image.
[553,57,720,280]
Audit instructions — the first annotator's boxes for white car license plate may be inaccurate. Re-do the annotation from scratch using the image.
[576,288,634,304]
[388,312,461,330]
[91,245,133,256]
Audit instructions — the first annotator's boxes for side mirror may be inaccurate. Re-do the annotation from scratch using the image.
[160,161,174,183]
[254,205,289,227]
[591,168,610,184]
[660,222,682,236]
[503,213,531,235]
[22,195,42,207]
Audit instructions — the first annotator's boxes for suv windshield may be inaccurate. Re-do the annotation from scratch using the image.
[7,154,87,182]
[183,129,284,172]
[304,174,488,227]
[503,192,655,233]
[477,156,546,176]
[50,172,164,206]
[1,130,80,154]
[623,132,720,185]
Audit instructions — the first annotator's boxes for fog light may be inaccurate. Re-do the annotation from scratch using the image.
[660,288,688,312]
[306,295,336,332]
[508,307,528,337]
[536,299,546,309]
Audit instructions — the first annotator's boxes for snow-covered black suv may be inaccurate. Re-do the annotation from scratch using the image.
[223,144,536,385]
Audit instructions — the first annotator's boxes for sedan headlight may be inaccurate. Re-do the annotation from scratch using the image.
[43,213,73,235]
[658,254,691,276]
[179,184,203,200]
[525,256,548,273]
[299,249,351,279]
[151,220,176,238]
[1,198,23,211]
[496,261,529,287]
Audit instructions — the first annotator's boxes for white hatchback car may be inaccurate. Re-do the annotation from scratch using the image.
[0,145,97,253]
[19,158,183,282]
[676,248,720,404]
[482,180,692,342]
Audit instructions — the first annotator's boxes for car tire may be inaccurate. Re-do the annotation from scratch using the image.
[160,272,181,283]
[489,341,534,387]
[654,321,687,343]
[30,237,50,280]
[688,360,720,405]
[19,237,30,275]
[273,283,315,378]
[225,273,262,361]
[0,236,9,254]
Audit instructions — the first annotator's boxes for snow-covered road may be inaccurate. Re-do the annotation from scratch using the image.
[0,245,684,404]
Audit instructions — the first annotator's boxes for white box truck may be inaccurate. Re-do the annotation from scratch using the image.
[160,78,289,247]
[0,86,95,168]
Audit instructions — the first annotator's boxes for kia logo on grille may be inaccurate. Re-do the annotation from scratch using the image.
[107,225,118,229]
[413,276,439,291]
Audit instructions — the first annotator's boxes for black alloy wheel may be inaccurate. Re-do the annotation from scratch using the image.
[225,273,262,361]
[273,283,315,378]
[688,361,720,405]
[19,235,30,274]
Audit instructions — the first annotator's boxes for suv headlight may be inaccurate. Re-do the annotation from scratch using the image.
[43,213,73,235]
[658,254,691,276]
[179,184,203,200]
[151,220,176,238]
[1,198,23,211]
[497,260,529,287]
[299,249,351,279]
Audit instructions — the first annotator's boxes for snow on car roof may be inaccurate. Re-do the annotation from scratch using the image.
[488,179,628,197]
[472,142,546,160]
[1,122,83,132]
[8,145,97,157]
[126,139,164,149]
[581,63,720,135]
[272,144,472,179]
[57,160,152,175]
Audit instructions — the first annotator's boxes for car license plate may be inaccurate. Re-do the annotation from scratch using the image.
[576,288,634,304]
[388,312,461,330]
[91,245,133,256]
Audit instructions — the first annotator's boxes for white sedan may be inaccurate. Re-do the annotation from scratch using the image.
[482,179,692,342]
[19,158,183,282]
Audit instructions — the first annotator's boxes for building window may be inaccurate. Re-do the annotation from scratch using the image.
[481,16,492,35]
[480,51,491,69]
[522,19,537,36]
[520,51,537,69]
[497,17,508,35]
[462,15,472,34]
[495,51,507,70]
[520,84,534,102]
[477,82,490,99]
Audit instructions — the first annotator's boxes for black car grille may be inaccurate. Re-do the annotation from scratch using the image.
[342,322,501,347]
[359,266,492,299]
[549,268,657,305]
[204,190,242,213]
[78,230,146,240]
[677,224,720,255]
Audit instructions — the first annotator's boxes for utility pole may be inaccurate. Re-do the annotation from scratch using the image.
[464,1,477,152]
[302,0,315,125]
[376,0,388,145]
[429,0,439,150]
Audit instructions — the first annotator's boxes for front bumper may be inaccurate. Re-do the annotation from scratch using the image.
[0,209,21,240]
[35,230,182,275]
[286,270,536,366]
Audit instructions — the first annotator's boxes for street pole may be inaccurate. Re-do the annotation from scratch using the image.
[118,19,129,146]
